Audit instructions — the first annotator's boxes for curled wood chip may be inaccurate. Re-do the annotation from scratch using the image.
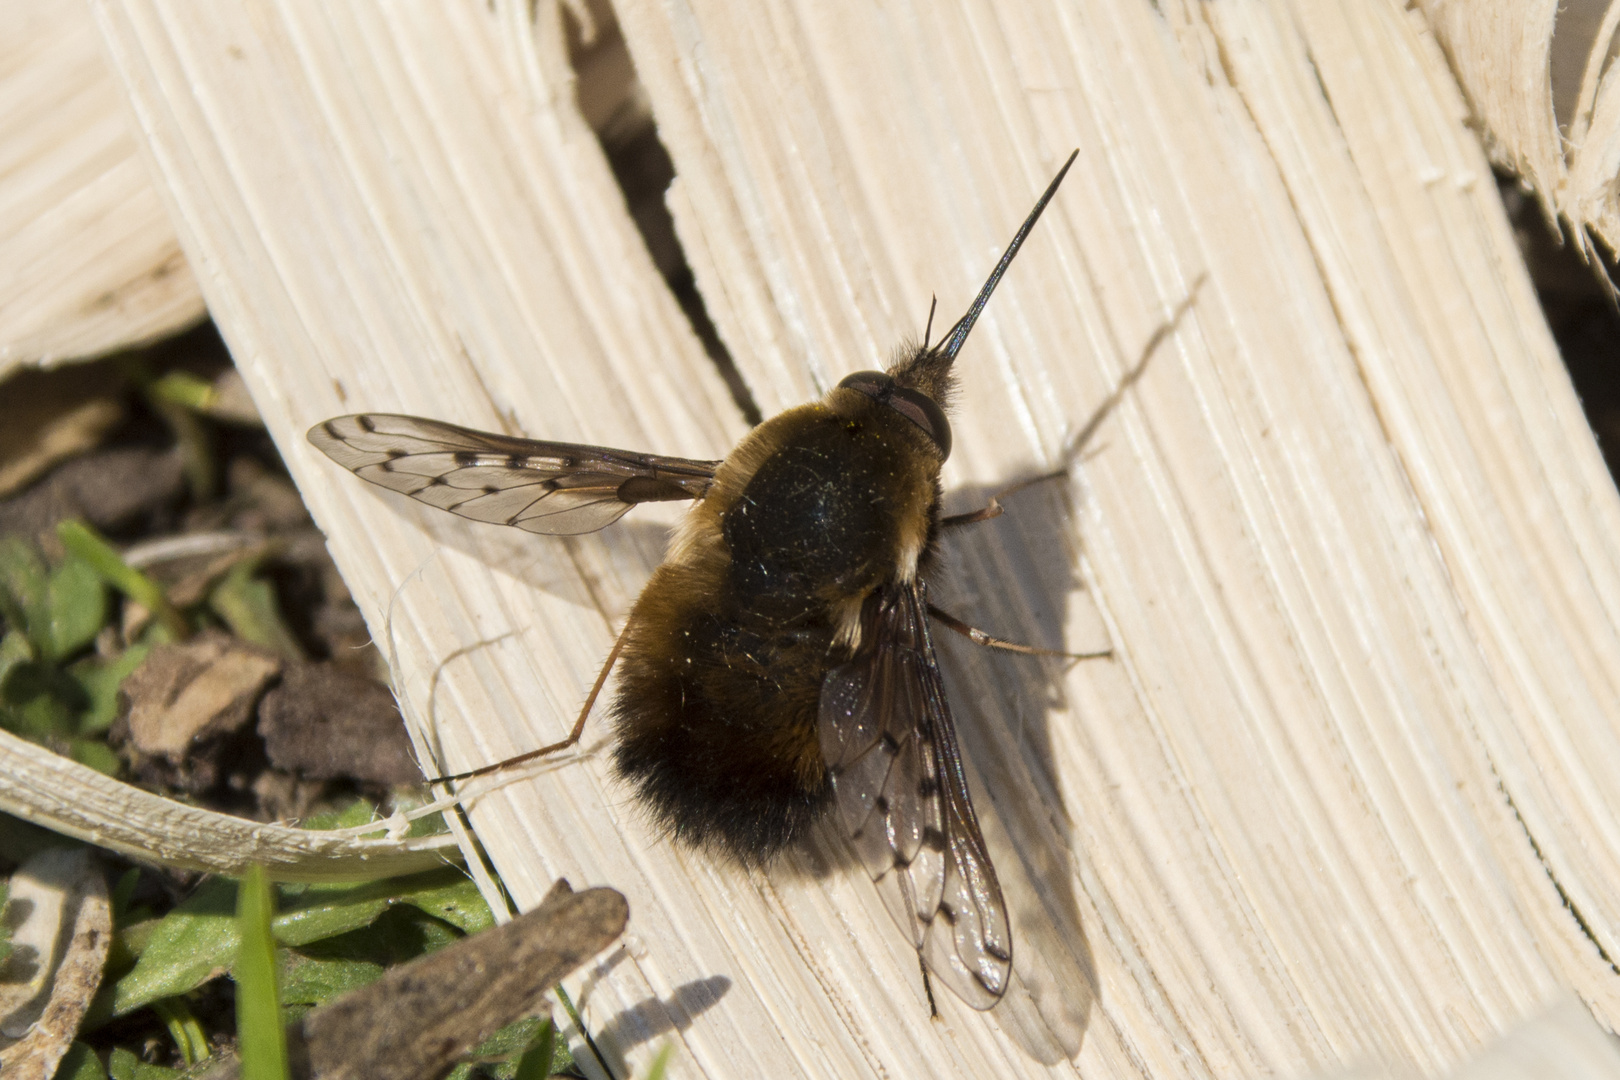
[0,848,110,1079]
[201,881,629,1080]
[123,632,281,759]
[0,728,459,882]
[118,631,282,793]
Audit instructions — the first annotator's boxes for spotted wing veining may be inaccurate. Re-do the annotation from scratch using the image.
[309,414,718,535]
[819,582,1012,1009]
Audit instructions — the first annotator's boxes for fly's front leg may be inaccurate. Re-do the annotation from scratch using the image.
[940,469,1070,530]
[936,473,1104,659]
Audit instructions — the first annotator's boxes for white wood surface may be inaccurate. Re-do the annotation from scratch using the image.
[0,0,203,371]
[86,1,1620,1077]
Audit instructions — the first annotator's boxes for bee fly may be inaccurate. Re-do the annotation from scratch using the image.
[309,151,1092,1011]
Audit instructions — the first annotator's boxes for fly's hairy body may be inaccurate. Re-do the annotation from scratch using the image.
[612,389,944,861]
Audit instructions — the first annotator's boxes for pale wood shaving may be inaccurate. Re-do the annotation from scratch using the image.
[0,0,204,373]
[1422,0,1620,261]
[0,729,459,882]
[0,848,109,1079]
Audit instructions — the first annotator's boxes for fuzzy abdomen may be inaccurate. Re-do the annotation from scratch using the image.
[609,402,940,864]
[610,562,834,863]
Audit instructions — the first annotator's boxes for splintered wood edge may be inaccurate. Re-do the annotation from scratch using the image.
[1420,0,1620,255]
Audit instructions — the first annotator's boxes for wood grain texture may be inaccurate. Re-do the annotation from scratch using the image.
[0,0,204,371]
[89,0,1620,1077]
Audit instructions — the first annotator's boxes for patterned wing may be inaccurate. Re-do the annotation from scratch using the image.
[819,582,1012,1010]
[308,414,719,535]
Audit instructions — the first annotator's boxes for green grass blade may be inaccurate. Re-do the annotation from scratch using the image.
[150,998,210,1065]
[235,865,289,1080]
[643,1043,674,1080]
[56,520,188,639]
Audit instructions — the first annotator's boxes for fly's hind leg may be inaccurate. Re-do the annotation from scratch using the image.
[429,616,635,784]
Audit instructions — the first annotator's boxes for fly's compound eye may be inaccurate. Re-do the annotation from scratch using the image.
[837,370,893,397]
[837,370,953,459]
[885,386,951,459]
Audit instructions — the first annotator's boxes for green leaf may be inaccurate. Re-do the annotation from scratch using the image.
[70,642,152,734]
[40,553,106,661]
[269,885,404,949]
[236,864,289,1080]
[148,371,217,412]
[145,392,214,501]
[1,655,85,707]
[291,903,460,970]
[57,520,188,639]
[296,797,449,842]
[151,997,211,1067]
[511,1017,561,1080]
[115,916,160,960]
[471,1015,548,1060]
[0,536,47,641]
[299,798,378,832]
[207,561,303,661]
[111,878,238,1015]
[110,868,491,1058]
[0,630,35,691]
[389,873,493,935]
[111,868,144,922]
[457,1015,568,1080]
[69,737,122,775]
[103,872,155,985]
[54,1041,108,1080]
[0,665,82,740]
[107,1046,182,1080]
[444,1017,561,1080]
[277,951,384,1006]
[402,808,451,839]
[272,868,489,947]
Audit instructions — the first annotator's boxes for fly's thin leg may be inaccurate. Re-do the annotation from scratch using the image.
[929,603,1110,661]
[430,616,635,784]
[940,470,1069,529]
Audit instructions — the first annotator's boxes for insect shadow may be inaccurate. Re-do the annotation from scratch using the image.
[891,291,1194,1059]
[580,964,732,1072]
